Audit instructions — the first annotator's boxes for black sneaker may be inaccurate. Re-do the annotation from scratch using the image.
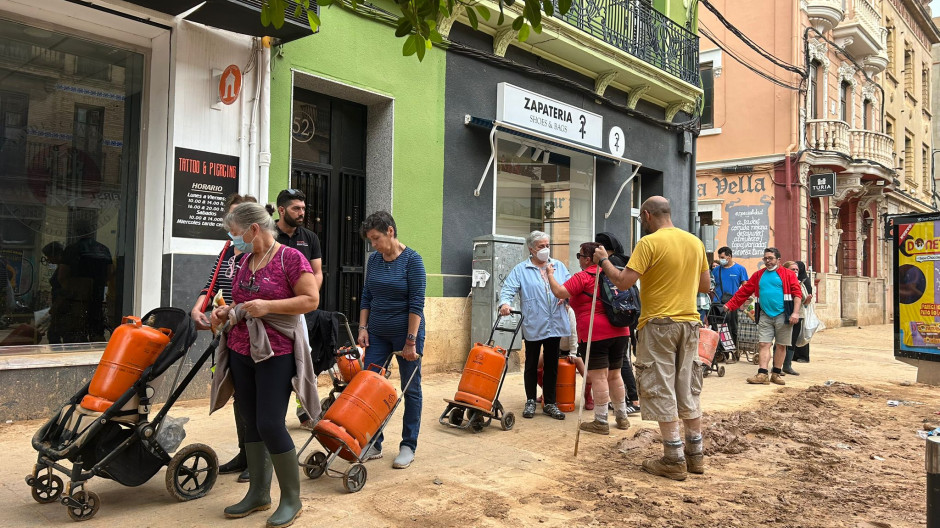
[523,399,536,418]
[219,452,247,474]
[543,403,565,420]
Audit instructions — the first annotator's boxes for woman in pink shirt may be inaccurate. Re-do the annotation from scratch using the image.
[547,242,631,435]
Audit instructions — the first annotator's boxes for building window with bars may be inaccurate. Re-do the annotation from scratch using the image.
[923,63,930,107]
[923,145,930,191]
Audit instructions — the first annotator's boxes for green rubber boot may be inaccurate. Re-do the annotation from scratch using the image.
[223,442,272,518]
[266,449,303,528]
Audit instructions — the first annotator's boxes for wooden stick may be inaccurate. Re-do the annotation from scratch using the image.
[574,267,601,457]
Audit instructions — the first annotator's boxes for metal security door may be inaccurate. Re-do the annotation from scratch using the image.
[291,90,366,331]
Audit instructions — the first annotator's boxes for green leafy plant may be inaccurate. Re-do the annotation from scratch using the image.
[259,0,570,61]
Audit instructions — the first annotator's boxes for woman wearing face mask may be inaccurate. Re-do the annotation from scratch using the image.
[498,231,571,420]
[190,193,256,483]
[209,202,319,528]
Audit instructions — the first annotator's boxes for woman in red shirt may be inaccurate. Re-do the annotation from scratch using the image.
[547,242,631,435]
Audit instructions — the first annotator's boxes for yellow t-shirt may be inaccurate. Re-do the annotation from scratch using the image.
[627,227,708,330]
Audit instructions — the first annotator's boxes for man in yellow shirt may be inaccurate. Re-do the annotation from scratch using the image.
[593,196,710,481]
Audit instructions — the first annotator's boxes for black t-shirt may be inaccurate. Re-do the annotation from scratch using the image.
[275,224,322,262]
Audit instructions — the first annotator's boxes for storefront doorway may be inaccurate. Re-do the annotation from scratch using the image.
[0,17,143,349]
[290,88,366,327]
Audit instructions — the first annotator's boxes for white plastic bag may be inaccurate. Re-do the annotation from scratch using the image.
[796,304,824,347]
[155,416,189,453]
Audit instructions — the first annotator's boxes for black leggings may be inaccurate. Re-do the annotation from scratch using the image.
[228,350,296,455]
[525,337,560,404]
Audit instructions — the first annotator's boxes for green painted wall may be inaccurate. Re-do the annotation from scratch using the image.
[269,11,446,296]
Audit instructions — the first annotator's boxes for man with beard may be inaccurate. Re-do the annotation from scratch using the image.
[592,196,710,481]
[274,189,323,288]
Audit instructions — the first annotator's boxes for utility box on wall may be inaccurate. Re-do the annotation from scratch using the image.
[470,235,526,370]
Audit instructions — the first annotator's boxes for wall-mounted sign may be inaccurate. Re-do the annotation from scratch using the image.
[219,64,242,105]
[608,126,625,158]
[496,83,603,149]
[725,196,772,259]
[809,172,836,198]
[172,147,240,239]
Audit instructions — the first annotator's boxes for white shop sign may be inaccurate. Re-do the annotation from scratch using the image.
[496,83,603,149]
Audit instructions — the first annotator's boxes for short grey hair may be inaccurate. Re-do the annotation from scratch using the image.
[526,230,550,249]
[224,202,276,235]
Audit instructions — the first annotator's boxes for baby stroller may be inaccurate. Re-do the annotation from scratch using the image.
[26,308,219,521]
[317,312,363,418]
[298,352,418,493]
[439,311,523,433]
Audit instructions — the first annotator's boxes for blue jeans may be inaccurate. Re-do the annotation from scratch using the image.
[363,333,423,452]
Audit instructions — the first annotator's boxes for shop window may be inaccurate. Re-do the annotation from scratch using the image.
[0,19,143,352]
[699,63,714,129]
[494,135,594,266]
[861,212,872,277]
[809,198,821,273]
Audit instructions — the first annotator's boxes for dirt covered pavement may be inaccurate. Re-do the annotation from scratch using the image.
[1,324,936,527]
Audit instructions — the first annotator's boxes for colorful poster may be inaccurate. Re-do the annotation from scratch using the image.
[894,212,940,361]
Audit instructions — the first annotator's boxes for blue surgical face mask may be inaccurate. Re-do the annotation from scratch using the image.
[229,230,253,252]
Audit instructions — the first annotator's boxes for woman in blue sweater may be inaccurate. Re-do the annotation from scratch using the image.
[357,211,426,470]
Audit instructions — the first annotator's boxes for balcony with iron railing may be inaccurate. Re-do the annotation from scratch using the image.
[550,0,699,85]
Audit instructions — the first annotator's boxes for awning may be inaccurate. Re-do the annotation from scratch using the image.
[465,114,642,219]
[119,0,315,42]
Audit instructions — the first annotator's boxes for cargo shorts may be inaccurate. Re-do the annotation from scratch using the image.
[634,318,703,423]
[757,312,792,346]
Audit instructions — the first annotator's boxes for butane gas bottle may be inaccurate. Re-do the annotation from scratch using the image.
[554,356,577,412]
[80,316,172,412]
[698,327,719,367]
[314,366,397,461]
[335,346,363,383]
[454,342,508,410]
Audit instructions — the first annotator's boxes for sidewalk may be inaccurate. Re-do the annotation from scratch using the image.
[0,324,917,527]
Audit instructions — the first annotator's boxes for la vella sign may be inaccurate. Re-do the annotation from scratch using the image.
[809,172,836,197]
[496,83,603,149]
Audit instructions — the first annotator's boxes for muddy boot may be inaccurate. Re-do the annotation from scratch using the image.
[685,452,705,474]
[641,456,688,481]
[224,442,272,518]
[267,449,302,528]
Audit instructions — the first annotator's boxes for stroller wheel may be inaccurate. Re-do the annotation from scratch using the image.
[304,452,327,479]
[718,366,726,377]
[447,407,464,426]
[65,490,100,522]
[343,463,367,493]
[31,473,63,504]
[165,443,219,502]
[500,412,515,431]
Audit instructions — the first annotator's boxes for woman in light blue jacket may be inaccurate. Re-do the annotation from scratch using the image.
[499,231,571,420]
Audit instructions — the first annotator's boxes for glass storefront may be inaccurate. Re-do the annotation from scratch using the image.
[0,18,143,350]
[494,135,594,267]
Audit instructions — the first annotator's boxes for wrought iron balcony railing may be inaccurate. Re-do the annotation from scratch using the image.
[551,0,700,85]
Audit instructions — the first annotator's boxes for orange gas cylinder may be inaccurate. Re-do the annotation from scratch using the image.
[698,327,719,367]
[81,316,172,412]
[314,367,397,461]
[554,357,577,412]
[454,342,508,410]
[335,347,363,383]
